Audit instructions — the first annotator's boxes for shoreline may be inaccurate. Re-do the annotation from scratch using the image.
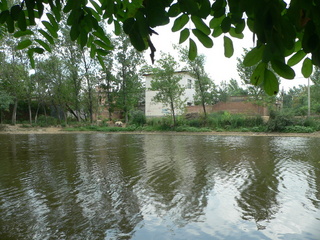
[1,124,320,138]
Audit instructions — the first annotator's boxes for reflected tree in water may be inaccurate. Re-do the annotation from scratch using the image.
[235,137,280,230]
[141,135,213,226]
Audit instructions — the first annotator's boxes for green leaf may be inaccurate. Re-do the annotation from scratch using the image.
[42,21,58,38]
[114,21,121,35]
[0,0,9,10]
[90,0,102,14]
[129,31,146,51]
[264,69,279,95]
[87,34,94,47]
[250,62,266,86]
[223,36,233,58]
[46,13,59,31]
[96,49,110,56]
[52,5,61,22]
[34,39,51,52]
[188,38,197,60]
[38,29,54,44]
[70,25,80,41]
[179,28,190,44]
[13,29,33,38]
[25,0,35,25]
[229,27,244,39]
[27,49,35,68]
[191,16,210,35]
[243,45,265,67]
[123,18,135,34]
[172,14,189,32]
[79,31,88,48]
[302,57,313,78]
[10,5,21,21]
[31,47,44,54]
[212,27,223,38]
[97,55,106,70]
[235,19,245,34]
[209,15,224,29]
[90,43,96,58]
[0,10,9,24]
[17,10,26,31]
[16,39,32,50]
[6,14,14,33]
[36,0,44,17]
[287,50,306,66]
[94,40,113,50]
[168,3,180,17]
[198,0,211,18]
[92,30,111,45]
[192,29,213,48]
[271,60,295,79]
[144,0,169,28]
[221,16,231,33]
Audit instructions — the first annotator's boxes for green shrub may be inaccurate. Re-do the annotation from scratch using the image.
[251,126,268,132]
[284,126,314,133]
[129,110,146,126]
[35,115,58,127]
[175,125,211,132]
[267,112,294,132]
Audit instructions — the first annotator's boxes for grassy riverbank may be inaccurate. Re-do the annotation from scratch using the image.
[2,112,320,135]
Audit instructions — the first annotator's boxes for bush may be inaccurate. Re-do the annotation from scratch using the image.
[284,126,314,133]
[251,126,268,132]
[129,110,146,126]
[175,125,211,132]
[146,117,173,130]
[35,115,58,127]
[267,112,294,132]
[205,112,264,130]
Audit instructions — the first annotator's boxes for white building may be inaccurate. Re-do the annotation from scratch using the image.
[145,71,196,117]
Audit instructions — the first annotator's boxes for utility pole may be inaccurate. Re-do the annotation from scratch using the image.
[308,77,311,117]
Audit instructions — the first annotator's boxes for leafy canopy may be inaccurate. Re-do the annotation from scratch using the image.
[1,0,320,95]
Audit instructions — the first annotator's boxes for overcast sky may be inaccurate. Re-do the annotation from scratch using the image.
[146,22,309,91]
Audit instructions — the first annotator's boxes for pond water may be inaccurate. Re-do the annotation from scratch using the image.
[0,133,319,240]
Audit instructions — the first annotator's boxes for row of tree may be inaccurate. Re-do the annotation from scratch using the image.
[1,20,320,125]
[0,20,145,125]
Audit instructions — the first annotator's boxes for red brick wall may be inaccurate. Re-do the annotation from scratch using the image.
[186,102,269,116]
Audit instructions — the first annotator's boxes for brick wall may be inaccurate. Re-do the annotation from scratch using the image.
[186,102,269,116]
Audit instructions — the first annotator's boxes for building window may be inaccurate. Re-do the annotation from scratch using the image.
[187,79,193,89]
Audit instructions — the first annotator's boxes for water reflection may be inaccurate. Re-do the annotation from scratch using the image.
[0,134,319,239]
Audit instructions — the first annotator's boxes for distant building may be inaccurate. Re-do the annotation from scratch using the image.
[186,96,269,116]
[145,71,196,117]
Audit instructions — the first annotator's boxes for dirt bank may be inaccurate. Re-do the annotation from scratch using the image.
[1,124,320,137]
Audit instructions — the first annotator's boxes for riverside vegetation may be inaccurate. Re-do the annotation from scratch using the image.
[10,110,320,134]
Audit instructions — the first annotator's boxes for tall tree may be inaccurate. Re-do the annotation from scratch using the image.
[58,25,83,122]
[0,37,28,125]
[178,46,214,118]
[114,32,145,123]
[149,53,185,126]
[310,67,320,114]
[33,56,68,124]
[99,53,116,121]
[0,90,13,124]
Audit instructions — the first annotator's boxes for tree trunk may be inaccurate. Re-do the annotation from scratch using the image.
[28,98,32,124]
[11,98,18,125]
[66,103,80,121]
[170,98,176,127]
[35,102,40,123]
[196,71,207,118]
